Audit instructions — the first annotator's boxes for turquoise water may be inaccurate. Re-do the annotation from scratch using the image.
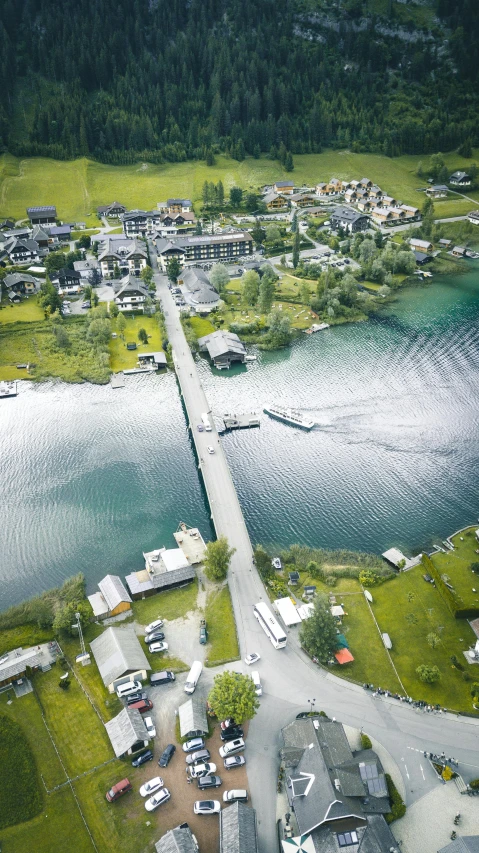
[1,270,478,608]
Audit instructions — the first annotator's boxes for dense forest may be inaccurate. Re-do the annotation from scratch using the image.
[0,0,477,163]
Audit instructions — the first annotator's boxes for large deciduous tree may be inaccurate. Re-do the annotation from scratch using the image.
[299,595,338,663]
[210,263,229,293]
[208,671,259,723]
[242,270,260,306]
[204,536,236,581]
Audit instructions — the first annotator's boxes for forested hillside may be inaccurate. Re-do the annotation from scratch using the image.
[0,0,477,164]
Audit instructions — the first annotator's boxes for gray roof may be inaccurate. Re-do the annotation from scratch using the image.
[0,647,43,681]
[197,330,246,360]
[6,237,39,253]
[104,707,149,757]
[151,564,196,589]
[32,225,50,241]
[4,273,37,288]
[220,802,258,853]
[155,826,198,853]
[275,181,294,188]
[98,575,132,611]
[331,206,368,224]
[179,267,219,307]
[450,171,470,181]
[27,206,56,216]
[115,276,149,300]
[51,267,82,282]
[264,191,287,204]
[313,718,354,768]
[438,839,479,853]
[167,198,192,206]
[156,231,252,255]
[98,238,147,262]
[90,626,150,686]
[179,698,208,737]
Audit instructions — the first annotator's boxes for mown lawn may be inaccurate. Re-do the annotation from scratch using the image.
[132,578,199,625]
[205,585,240,666]
[109,314,164,373]
[0,294,45,324]
[188,316,215,337]
[0,786,95,853]
[430,527,479,607]
[337,592,403,693]
[2,149,478,222]
[60,623,123,721]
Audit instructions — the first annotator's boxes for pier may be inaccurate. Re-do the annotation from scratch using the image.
[220,412,261,431]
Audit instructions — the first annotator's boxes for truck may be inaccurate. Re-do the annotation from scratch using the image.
[201,413,212,432]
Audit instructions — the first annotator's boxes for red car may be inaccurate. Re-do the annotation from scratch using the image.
[128,699,153,714]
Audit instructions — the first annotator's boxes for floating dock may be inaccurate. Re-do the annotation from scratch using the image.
[111,374,126,389]
[0,381,17,398]
[305,322,330,334]
[122,366,156,375]
[220,412,261,432]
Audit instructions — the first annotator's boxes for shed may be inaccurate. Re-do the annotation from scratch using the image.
[334,648,354,664]
[88,575,132,619]
[90,626,151,692]
[330,605,345,617]
[288,571,300,585]
[297,603,314,621]
[178,698,208,739]
[414,251,432,265]
[303,586,316,597]
[155,825,199,853]
[104,707,149,757]
[138,351,167,367]
[274,597,302,626]
[382,633,392,650]
[219,801,258,853]
[382,547,412,570]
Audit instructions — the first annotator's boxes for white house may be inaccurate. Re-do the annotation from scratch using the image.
[114,275,149,312]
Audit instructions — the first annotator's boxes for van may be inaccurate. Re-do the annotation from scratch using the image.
[150,671,175,687]
[223,789,248,803]
[106,778,132,802]
[251,671,262,697]
[116,680,142,699]
[184,661,202,694]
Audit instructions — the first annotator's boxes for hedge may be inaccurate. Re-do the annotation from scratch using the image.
[0,714,43,829]
[385,773,406,824]
[422,554,479,619]
[360,733,372,750]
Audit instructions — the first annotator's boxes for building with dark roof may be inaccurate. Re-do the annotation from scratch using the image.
[114,275,149,312]
[50,268,82,291]
[438,838,479,853]
[98,237,147,278]
[274,180,295,193]
[330,207,369,234]
[449,171,471,186]
[3,237,41,264]
[155,231,253,270]
[220,801,258,853]
[155,824,199,853]
[197,330,246,369]
[178,698,209,739]
[27,206,57,225]
[97,202,127,218]
[4,273,39,295]
[122,209,163,237]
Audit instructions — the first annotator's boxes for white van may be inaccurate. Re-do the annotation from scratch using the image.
[184,661,202,694]
[251,671,262,697]
[201,413,212,432]
[116,680,142,699]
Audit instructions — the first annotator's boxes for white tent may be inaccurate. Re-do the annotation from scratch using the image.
[297,603,314,621]
[274,597,302,626]
[281,835,315,853]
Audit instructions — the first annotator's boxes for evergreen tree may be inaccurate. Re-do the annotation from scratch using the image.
[292,230,300,269]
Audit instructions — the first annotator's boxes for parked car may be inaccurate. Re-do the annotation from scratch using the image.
[199,620,207,644]
[145,788,170,811]
[81,301,91,309]
[220,718,236,731]
[244,653,260,666]
[188,762,217,779]
[182,737,205,753]
[223,789,248,803]
[145,619,164,634]
[197,424,204,432]
[149,641,169,654]
[132,750,154,767]
[220,726,244,742]
[144,716,156,738]
[126,691,147,705]
[197,775,222,789]
[128,699,153,714]
[105,778,132,802]
[207,446,214,454]
[224,755,246,770]
[139,777,164,797]
[150,671,175,687]
[159,744,176,767]
[117,680,142,699]
[219,738,245,758]
[186,749,211,766]
[194,800,221,815]
[145,631,165,644]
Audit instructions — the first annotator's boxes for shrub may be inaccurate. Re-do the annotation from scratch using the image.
[0,715,43,829]
[462,671,472,682]
[416,664,441,683]
[359,570,379,587]
[469,778,479,789]
[361,733,372,749]
[385,773,406,823]
[450,655,464,671]
[325,575,337,587]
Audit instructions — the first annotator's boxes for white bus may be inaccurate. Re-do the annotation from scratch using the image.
[201,412,212,431]
[253,602,287,649]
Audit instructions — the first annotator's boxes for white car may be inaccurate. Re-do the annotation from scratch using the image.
[219,738,245,758]
[139,776,164,797]
[244,653,260,666]
[145,619,164,634]
[144,716,156,738]
[188,762,217,779]
[149,641,168,654]
[145,787,170,811]
[207,446,215,454]
[194,800,221,815]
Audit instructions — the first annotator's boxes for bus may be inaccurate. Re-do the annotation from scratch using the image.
[253,602,287,649]
[201,412,212,431]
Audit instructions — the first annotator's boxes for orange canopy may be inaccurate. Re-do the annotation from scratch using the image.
[335,648,354,664]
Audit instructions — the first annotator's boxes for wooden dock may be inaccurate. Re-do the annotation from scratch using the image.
[0,380,17,398]
[221,412,261,432]
[111,374,126,389]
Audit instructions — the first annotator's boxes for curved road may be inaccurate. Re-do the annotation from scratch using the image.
[150,243,479,852]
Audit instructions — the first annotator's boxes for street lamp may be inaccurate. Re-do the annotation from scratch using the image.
[307,698,316,715]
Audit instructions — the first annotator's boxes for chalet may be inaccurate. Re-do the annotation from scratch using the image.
[4,272,39,295]
[400,205,420,219]
[97,202,127,218]
[114,275,149,312]
[0,219,15,231]
[341,180,351,191]
[344,189,358,204]
[87,575,132,621]
[368,185,382,199]
[98,237,147,278]
[264,192,288,210]
[73,259,101,282]
[316,183,329,195]
[359,177,373,189]
[380,195,396,207]
[410,238,433,252]
[290,192,316,208]
[122,209,162,237]
[90,625,150,692]
[155,231,253,271]
[426,184,448,199]
[177,267,220,314]
[49,225,72,241]
[165,198,193,213]
[158,211,196,229]
[273,180,294,194]
[31,225,50,248]
[468,210,479,225]
[439,238,452,248]
[330,206,369,234]
[4,237,40,264]
[105,707,150,758]
[27,206,56,226]
[51,268,82,292]
[357,199,373,212]
[452,245,466,257]
[328,178,342,193]
[449,171,471,186]
[197,329,246,368]
[388,206,406,219]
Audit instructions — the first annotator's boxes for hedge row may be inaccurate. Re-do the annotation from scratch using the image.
[0,714,43,829]
[422,554,479,619]
[385,773,406,824]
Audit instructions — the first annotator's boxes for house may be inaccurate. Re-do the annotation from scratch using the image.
[426,185,448,199]
[97,202,127,218]
[165,198,193,214]
[468,210,479,225]
[371,207,395,225]
[90,626,151,692]
[98,237,147,278]
[316,183,329,196]
[452,245,466,257]
[27,206,56,225]
[4,273,39,295]
[104,707,150,757]
[449,171,471,186]
[125,543,195,599]
[437,838,479,853]
[358,178,373,189]
[0,219,15,231]
[413,251,432,265]
[178,698,209,739]
[368,185,382,199]
[49,225,72,241]
[409,238,433,252]
[344,189,358,204]
[87,575,132,620]
[264,192,289,210]
[379,195,396,207]
[31,225,50,248]
[155,825,199,853]
[138,352,167,368]
[439,238,452,247]
[114,275,149,312]
[4,237,40,264]
[51,268,82,294]
[122,209,163,237]
[387,207,406,219]
[197,329,247,368]
[357,199,373,212]
[330,206,370,234]
[280,717,397,852]
[274,181,294,194]
[0,646,45,688]
[158,211,196,230]
[220,802,258,853]
[400,205,420,219]
[177,267,220,314]
[8,290,21,303]
[290,193,316,208]
[155,232,253,271]
[73,259,100,282]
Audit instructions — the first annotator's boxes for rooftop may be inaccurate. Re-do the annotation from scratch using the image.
[220,802,258,853]
[90,626,150,686]
[105,707,149,757]
[178,697,209,737]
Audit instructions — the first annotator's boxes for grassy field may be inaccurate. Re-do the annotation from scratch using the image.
[0,713,43,829]
[132,578,199,625]
[0,623,53,657]
[221,281,316,330]
[2,149,478,223]
[430,527,479,606]
[188,316,215,337]
[205,585,240,666]
[0,293,45,324]
[109,314,164,372]
[60,623,123,721]
[0,786,95,853]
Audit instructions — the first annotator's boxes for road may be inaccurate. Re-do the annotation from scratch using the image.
[149,242,479,852]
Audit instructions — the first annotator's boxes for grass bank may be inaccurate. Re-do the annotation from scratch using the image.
[132,578,199,625]
[430,527,479,608]
[205,585,240,666]
[109,314,164,373]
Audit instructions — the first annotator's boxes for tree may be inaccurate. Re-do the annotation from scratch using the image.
[292,229,300,269]
[416,664,441,683]
[109,301,119,318]
[265,225,281,243]
[203,536,236,581]
[206,148,215,166]
[210,263,229,293]
[53,600,92,636]
[53,324,70,349]
[167,257,181,283]
[202,180,211,207]
[117,312,126,335]
[359,570,379,587]
[38,278,62,315]
[300,281,310,306]
[427,632,440,649]
[290,212,298,234]
[229,187,243,207]
[91,290,99,307]
[138,327,148,344]
[242,270,260,306]
[258,274,276,313]
[251,220,266,247]
[471,683,479,704]
[267,309,292,347]
[87,317,111,346]
[299,595,338,663]
[284,151,294,172]
[45,252,67,276]
[216,180,224,205]
[141,265,153,286]
[208,671,259,723]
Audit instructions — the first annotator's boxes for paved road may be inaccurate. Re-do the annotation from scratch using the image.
[149,241,479,852]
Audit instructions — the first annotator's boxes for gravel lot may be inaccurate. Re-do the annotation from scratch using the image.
[392,783,479,853]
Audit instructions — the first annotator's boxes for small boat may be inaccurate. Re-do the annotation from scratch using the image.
[244,355,257,362]
[272,557,282,570]
[263,405,315,431]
